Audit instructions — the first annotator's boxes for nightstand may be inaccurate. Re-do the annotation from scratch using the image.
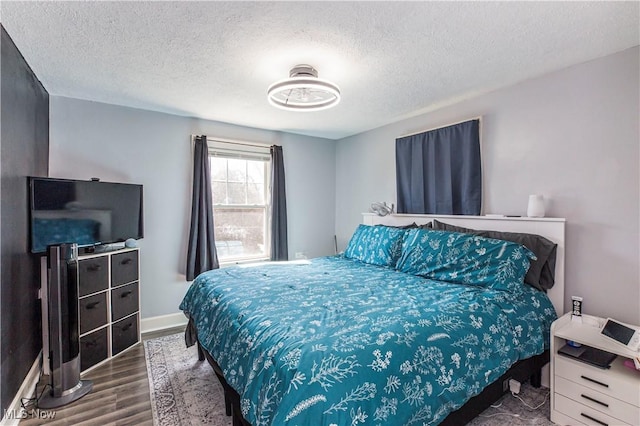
[550,313,640,425]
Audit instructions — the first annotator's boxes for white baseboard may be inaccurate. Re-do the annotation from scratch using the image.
[140,312,188,334]
[1,352,42,425]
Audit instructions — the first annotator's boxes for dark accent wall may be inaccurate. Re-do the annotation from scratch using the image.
[1,26,49,412]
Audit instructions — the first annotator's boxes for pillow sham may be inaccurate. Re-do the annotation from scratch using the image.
[396,228,536,290]
[432,219,557,291]
[343,224,406,267]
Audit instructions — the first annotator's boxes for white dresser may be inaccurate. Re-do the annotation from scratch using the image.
[551,313,640,426]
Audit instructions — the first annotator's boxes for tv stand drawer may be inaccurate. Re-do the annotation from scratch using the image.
[111,282,139,321]
[78,257,108,296]
[112,251,139,286]
[80,327,108,372]
[112,314,139,356]
[79,292,108,334]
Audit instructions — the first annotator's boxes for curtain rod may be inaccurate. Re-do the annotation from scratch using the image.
[397,116,482,139]
[190,135,272,149]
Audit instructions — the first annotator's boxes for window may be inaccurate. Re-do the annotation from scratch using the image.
[208,140,271,263]
[396,119,481,215]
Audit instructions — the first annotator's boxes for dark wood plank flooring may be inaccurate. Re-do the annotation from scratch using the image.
[20,326,185,426]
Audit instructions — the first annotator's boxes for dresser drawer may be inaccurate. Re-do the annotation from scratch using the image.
[78,257,109,296]
[79,292,108,334]
[555,356,640,406]
[112,314,139,356]
[555,376,639,425]
[111,282,139,321]
[555,393,633,426]
[111,251,138,286]
[80,327,108,372]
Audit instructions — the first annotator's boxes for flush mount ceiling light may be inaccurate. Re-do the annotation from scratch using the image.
[267,65,341,111]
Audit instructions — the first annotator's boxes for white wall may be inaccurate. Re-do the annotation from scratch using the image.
[335,47,640,325]
[49,98,336,318]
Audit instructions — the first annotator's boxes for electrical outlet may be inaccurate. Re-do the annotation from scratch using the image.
[509,379,521,394]
[294,252,307,259]
[502,377,511,392]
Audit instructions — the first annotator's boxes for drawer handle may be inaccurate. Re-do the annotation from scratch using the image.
[84,340,97,348]
[580,375,609,388]
[120,290,133,298]
[86,301,101,309]
[88,264,102,272]
[121,258,133,265]
[580,413,608,426]
[121,323,133,332]
[581,394,609,408]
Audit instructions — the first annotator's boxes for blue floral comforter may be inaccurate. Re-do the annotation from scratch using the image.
[180,256,556,426]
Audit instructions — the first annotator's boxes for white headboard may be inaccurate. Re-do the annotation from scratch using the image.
[363,213,566,316]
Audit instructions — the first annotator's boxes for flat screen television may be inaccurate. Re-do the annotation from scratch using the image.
[29,177,144,253]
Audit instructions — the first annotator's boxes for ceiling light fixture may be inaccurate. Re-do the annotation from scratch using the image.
[267,65,341,111]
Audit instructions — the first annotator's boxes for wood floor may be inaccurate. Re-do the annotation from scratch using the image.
[20,326,185,426]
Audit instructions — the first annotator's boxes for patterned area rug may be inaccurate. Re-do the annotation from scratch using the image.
[467,382,553,425]
[145,333,552,425]
[144,333,231,426]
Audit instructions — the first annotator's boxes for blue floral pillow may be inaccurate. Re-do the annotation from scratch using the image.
[343,224,406,267]
[396,228,536,290]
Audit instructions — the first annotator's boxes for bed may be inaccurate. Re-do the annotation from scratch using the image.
[180,214,566,425]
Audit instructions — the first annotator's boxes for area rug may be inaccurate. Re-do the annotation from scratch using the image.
[144,333,231,426]
[467,382,553,426]
[145,333,552,425]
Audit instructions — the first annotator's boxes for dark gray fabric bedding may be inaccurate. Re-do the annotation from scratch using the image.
[432,219,557,291]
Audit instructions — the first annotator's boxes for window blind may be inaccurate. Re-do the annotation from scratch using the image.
[205,138,271,161]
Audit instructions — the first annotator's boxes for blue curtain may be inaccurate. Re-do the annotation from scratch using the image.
[270,145,288,261]
[396,119,481,215]
[186,135,219,280]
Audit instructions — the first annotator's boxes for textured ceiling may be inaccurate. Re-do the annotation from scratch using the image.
[2,1,638,140]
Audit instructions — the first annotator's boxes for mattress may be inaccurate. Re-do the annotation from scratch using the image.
[180,256,557,425]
